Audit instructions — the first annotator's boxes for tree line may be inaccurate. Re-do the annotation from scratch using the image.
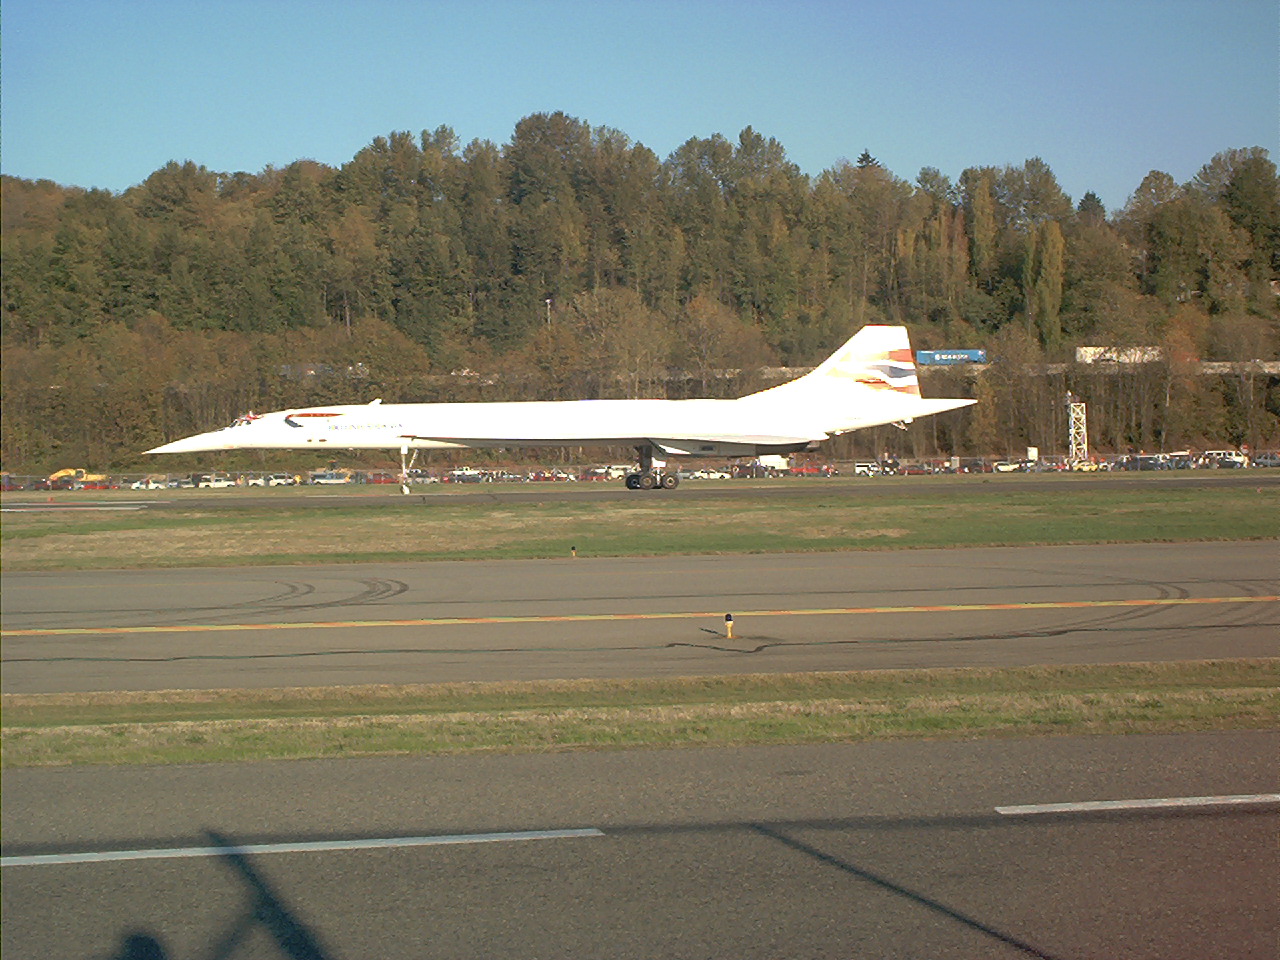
[2,113,1277,471]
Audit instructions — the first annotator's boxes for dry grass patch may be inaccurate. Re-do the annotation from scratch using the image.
[797,526,910,540]
[5,660,1276,767]
[6,688,1275,767]
[1,512,577,564]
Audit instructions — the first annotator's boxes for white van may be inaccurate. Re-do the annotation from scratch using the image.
[1203,450,1248,468]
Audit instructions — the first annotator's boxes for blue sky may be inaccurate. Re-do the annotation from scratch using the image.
[2,0,1275,212]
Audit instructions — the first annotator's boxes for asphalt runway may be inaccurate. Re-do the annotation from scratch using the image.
[4,538,1277,957]
[3,732,1276,958]
[3,541,1277,693]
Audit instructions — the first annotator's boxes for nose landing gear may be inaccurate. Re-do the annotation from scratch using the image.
[399,445,417,495]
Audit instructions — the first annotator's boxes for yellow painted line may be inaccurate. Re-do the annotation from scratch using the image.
[2,595,1276,638]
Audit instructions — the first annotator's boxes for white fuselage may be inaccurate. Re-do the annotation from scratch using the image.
[150,396,856,457]
[144,325,976,460]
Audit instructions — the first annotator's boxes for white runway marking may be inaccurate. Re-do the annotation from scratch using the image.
[996,794,1280,816]
[0,827,605,867]
[1,505,147,512]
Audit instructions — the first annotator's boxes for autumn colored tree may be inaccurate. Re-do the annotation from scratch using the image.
[2,125,1278,473]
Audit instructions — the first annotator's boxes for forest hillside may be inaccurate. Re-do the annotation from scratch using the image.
[2,114,1277,471]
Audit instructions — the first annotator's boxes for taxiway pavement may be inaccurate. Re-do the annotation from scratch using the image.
[3,732,1276,959]
[4,540,1277,957]
[3,541,1277,693]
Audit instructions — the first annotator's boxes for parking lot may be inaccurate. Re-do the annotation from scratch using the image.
[2,449,1276,493]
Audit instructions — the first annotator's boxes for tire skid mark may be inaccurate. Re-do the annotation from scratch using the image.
[6,574,1262,631]
[10,579,413,631]
[6,619,1276,665]
[5,599,1274,665]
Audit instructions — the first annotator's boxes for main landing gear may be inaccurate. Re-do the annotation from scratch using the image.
[624,444,679,491]
[624,472,679,490]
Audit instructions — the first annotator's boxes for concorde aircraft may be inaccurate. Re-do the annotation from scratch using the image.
[146,324,975,491]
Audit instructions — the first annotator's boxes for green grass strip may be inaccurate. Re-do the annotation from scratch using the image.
[3,479,1277,570]
[4,660,1275,767]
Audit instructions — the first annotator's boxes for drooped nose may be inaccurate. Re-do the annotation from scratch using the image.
[144,431,231,454]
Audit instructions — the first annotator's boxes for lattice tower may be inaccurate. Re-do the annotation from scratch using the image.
[1068,400,1089,464]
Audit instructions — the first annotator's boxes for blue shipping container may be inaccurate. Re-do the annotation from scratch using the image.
[916,349,988,365]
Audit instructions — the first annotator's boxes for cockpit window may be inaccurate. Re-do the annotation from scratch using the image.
[230,412,260,428]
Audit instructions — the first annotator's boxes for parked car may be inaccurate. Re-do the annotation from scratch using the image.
[197,474,237,488]
[1202,450,1248,468]
[1250,452,1280,468]
[247,473,297,487]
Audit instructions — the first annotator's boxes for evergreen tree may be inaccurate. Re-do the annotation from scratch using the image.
[1076,191,1106,226]
[3,126,1278,470]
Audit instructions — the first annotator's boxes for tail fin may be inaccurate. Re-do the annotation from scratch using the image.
[802,325,920,397]
[740,325,974,433]
[745,325,921,403]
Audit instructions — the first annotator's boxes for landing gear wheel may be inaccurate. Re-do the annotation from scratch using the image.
[638,473,658,490]
[660,473,679,490]
[625,474,641,489]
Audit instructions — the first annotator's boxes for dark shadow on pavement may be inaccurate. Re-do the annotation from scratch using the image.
[752,822,1066,960]
[205,830,332,960]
